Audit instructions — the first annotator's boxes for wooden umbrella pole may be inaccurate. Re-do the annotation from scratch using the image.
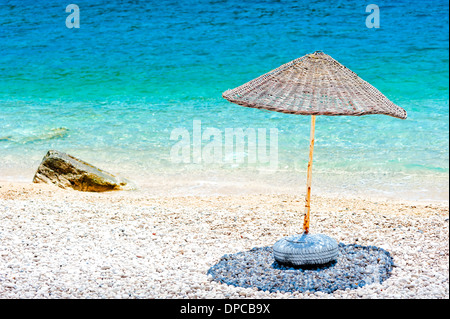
[303,115,316,234]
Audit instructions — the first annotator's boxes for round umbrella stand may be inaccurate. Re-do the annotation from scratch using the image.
[273,233,338,266]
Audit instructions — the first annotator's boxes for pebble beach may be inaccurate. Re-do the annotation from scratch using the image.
[0,181,448,299]
[1,0,448,304]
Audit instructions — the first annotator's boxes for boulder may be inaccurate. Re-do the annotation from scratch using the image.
[33,150,134,192]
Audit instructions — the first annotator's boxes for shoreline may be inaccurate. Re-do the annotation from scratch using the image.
[1,179,449,206]
[1,144,447,203]
[1,179,448,206]
[1,164,448,204]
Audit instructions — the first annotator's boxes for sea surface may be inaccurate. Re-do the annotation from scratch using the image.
[0,0,448,201]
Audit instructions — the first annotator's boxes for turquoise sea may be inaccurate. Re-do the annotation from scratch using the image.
[0,0,448,201]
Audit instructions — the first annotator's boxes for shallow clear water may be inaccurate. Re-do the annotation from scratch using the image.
[0,0,448,200]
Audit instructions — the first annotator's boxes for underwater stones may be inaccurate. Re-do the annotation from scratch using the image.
[273,233,338,266]
[0,135,12,141]
[33,150,134,192]
[23,127,69,144]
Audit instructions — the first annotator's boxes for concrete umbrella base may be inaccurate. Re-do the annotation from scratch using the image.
[273,233,338,266]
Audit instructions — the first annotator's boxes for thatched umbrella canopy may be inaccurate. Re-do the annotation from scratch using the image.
[222,51,407,266]
[223,51,407,119]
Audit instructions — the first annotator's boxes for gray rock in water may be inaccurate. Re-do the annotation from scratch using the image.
[33,150,134,192]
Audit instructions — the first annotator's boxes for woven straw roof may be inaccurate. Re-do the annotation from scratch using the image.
[222,51,407,119]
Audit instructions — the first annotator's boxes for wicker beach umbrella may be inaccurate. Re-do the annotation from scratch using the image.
[222,51,407,266]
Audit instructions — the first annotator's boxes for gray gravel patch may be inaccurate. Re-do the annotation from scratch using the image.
[207,243,394,294]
